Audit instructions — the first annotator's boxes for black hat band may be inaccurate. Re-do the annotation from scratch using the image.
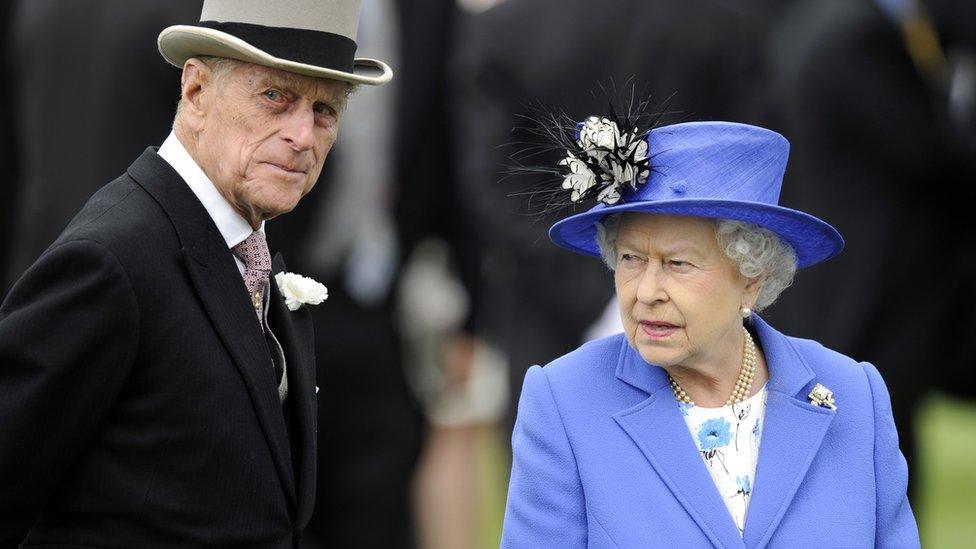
[198,21,357,74]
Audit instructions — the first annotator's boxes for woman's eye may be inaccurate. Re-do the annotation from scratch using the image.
[669,259,693,270]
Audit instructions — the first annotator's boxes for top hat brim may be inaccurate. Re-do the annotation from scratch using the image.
[158,25,391,86]
[549,198,844,269]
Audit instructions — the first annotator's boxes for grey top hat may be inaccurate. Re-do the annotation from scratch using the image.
[158,0,391,86]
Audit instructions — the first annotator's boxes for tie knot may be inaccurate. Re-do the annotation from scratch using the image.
[232,231,272,274]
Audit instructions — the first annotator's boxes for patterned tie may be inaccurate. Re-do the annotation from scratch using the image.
[232,231,272,322]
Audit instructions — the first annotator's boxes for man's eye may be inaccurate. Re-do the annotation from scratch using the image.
[264,90,283,102]
[313,102,334,115]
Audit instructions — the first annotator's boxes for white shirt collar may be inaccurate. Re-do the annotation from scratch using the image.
[157,131,264,249]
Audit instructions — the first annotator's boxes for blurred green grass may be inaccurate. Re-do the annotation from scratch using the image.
[477,394,976,548]
[918,395,976,548]
[476,427,507,549]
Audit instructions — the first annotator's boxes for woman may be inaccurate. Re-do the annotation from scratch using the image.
[501,118,919,547]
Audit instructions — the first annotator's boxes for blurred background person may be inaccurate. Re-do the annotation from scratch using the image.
[3,0,203,292]
[1,2,18,269]
[761,0,976,498]
[399,237,509,549]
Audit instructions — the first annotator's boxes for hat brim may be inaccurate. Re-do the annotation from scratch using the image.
[158,25,391,86]
[549,199,844,269]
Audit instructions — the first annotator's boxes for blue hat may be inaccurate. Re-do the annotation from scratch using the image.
[548,121,844,268]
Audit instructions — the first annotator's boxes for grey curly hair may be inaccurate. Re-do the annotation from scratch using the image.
[595,214,798,311]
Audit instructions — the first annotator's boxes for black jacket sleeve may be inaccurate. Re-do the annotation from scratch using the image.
[0,238,138,545]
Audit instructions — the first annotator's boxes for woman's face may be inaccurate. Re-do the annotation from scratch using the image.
[614,213,760,371]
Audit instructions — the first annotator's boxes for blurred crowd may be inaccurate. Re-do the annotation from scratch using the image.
[2,0,974,547]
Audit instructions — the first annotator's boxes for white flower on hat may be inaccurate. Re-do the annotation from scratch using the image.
[552,112,652,206]
[577,116,620,158]
[596,183,622,204]
[606,154,647,187]
[559,152,598,202]
[275,272,329,311]
[625,135,650,168]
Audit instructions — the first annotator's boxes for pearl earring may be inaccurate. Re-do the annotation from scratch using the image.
[739,306,752,318]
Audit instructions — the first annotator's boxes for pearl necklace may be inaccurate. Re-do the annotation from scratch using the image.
[668,327,758,407]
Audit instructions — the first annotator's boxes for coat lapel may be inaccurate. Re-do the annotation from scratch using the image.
[128,149,298,510]
[612,338,746,549]
[742,317,836,549]
[267,254,318,527]
[612,317,838,548]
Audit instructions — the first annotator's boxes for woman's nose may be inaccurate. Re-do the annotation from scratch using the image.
[635,263,668,305]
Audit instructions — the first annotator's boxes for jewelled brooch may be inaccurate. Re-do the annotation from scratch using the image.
[808,383,837,410]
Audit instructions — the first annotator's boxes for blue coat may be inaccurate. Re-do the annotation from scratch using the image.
[501,316,919,548]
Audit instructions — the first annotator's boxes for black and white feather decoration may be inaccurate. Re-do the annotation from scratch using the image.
[506,89,675,216]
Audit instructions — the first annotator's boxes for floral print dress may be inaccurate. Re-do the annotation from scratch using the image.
[679,385,768,537]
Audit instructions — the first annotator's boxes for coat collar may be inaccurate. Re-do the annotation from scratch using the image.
[127,148,315,517]
[741,316,836,549]
[612,316,836,549]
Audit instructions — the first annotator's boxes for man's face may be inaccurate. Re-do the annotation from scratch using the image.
[191,61,348,226]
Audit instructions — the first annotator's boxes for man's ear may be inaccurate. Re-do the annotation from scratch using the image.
[179,58,213,130]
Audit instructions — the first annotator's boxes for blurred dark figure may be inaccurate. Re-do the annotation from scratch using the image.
[451,0,777,425]
[0,3,18,269]
[3,0,203,292]
[920,3,976,394]
[763,0,976,498]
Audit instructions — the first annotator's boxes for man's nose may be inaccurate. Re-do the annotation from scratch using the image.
[635,263,668,305]
[280,106,316,151]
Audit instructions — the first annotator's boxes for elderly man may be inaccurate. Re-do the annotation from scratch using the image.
[0,1,389,547]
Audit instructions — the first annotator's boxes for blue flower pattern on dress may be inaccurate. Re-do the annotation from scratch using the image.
[697,417,733,450]
[736,475,752,496]
[681,385,768,537]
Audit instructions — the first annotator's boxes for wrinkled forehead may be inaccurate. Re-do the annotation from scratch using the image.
[617,213,719,252]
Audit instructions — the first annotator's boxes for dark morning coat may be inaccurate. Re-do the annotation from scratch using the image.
[0,149,317,548]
